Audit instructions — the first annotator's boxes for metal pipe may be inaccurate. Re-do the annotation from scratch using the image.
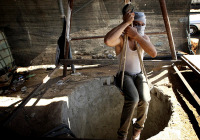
[70,31,167,41]
[173,64,200,106]
[58,0,65,18]
[146,31,167,35]
[71,35,105,41]
[159,0,177,60]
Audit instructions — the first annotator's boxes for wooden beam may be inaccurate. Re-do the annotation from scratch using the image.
[173,65,200,106]
[60,59,182,66]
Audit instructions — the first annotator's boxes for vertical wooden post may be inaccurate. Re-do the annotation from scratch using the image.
[63,0,73,77]
[159,0,177,60]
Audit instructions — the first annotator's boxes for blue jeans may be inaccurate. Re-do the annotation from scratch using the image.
[116,71,151,138]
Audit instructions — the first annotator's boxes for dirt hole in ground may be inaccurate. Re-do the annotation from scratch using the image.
[55,79,172,140]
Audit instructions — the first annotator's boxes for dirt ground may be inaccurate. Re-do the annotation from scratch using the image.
[0,63,200,139]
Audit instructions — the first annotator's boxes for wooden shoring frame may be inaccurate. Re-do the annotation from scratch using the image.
[63,0,177,76]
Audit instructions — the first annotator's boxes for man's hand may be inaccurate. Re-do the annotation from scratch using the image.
[124,26,139,39]
[123,12,135,25]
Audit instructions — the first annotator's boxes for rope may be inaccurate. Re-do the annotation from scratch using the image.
[135,41,150,86]
[119,40,151,88]
[120,0,132,90]
[120,35,128,89]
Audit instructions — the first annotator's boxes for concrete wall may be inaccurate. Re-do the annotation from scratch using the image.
[0,0,191,66]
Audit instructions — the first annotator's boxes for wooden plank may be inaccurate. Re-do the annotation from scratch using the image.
[173,65,200,106]
[182,55,200,71]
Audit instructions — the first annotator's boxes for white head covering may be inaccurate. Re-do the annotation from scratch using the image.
[134,12,146,24]
[134,12,146,36]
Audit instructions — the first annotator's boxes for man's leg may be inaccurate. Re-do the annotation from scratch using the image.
[117,74,139,139]
[118,100,138,139]
[132,73,151,138]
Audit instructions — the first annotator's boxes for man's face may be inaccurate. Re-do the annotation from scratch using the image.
[132,21,145,27]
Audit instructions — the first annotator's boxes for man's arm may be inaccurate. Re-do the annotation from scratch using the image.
[104,22,129,47]
[104,12,134,47]
[136,34,157,58]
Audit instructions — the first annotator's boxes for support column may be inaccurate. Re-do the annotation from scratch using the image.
[159,0,177,60]
[63,0,74,77]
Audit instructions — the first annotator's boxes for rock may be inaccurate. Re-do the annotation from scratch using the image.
[107,54,113,59]
[21,86,27,93]
[99,54,106,59]
[92,55,97,59]
[76,56,82,59]
[82,51,90,55]
[104,50,110,55]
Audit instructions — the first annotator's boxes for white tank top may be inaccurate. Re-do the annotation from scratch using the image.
[118,41,144,75]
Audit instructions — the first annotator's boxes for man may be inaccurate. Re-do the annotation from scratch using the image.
[104,4,157,140]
